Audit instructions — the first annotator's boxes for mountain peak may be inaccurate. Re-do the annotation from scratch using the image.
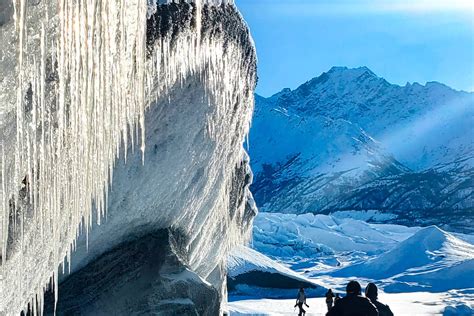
[328,66,349,72]
[302,66,379,89]
[291,66,382,98]
[327,66,376,77]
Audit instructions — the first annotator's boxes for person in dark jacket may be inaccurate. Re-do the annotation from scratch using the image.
[365,283,394,316]
[295,287,309,316]
[326,289,336,311]
[326,281,378,316]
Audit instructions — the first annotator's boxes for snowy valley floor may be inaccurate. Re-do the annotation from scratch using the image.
[227,212,474,315]
[228,287,474,315]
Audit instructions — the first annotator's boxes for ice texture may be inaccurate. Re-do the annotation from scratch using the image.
[252,212,474,294]
[0,0,257,314]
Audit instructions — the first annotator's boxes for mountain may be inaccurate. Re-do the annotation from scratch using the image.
[250,66,474,233]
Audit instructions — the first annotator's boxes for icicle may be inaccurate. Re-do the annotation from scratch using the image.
[53,272,58,315]
[195,0,202,44]
[246,132,250,152]
[1,145,7,265]
[2,0,257,315]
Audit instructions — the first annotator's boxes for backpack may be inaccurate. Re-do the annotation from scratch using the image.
[375,301,394,316]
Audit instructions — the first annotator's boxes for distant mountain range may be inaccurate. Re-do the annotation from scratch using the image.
[249,66,474,233]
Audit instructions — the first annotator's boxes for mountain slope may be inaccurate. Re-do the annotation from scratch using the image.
[331,226,474,292]
[249,67,474,232]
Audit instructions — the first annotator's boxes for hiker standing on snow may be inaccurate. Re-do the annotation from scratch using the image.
[365,283,394,316]
[325,289,335,311]
[295,287,309,316]
[326,281,378,316]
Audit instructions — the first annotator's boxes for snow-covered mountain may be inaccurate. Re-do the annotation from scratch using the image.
[250,67,474,232]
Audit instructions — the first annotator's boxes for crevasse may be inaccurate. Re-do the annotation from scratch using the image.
[0,0,257,314]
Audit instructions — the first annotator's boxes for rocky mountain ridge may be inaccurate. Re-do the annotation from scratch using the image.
[250,67,474,233]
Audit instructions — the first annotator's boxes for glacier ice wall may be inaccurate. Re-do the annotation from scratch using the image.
[0,0,257,314]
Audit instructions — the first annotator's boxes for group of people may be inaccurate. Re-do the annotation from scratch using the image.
[295,281,394,316]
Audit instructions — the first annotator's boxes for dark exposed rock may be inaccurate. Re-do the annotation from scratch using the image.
[38,231,220,316]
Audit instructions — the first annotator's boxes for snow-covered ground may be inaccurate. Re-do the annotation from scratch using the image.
[228,212,474,315]
[228,292,474,316]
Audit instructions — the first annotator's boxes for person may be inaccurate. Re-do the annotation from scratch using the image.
[325,289,335,311]
[295,287,309,316]
[365,283,394,316]
[335,293,341,302]
[326,281,378,316]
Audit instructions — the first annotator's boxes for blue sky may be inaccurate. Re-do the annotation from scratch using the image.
[235,0,474,97]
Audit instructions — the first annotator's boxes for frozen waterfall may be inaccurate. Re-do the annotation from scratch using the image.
[0,0,257,314]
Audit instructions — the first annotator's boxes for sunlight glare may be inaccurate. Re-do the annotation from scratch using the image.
[377,0,474,13]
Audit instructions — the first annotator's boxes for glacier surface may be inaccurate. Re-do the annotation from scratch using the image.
[228,212,474,315]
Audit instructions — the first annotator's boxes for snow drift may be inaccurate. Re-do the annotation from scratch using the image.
[227,246,325,299]
[0,0,256,314]
[332,226,474,292]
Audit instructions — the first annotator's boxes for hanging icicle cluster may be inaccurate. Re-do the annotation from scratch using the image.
[2,0,149,314]
[0,0,256,314]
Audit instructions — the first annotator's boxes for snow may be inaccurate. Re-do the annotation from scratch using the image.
[346,225,474,269]
[252,213,474,293]
[228,212,474,315]
[443,303,474,316]
[249,66,474,232]
[1,1,257,315]
[252,66,474,175]
[228,246,321,289]
[253,212,418,262]
[331,210,398,222]
[229,246,308,280]
[228,246,325,299]
[228,292,474,316]
[332,226,474,292]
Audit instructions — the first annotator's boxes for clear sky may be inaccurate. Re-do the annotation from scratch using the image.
[235,0,474,97]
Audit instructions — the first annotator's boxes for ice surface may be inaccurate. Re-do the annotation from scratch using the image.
[229,213,474,314]
[0,0,257,314]
[253,212,418,261]
[228,292,474,316]
[229,245,316,283]
[228,246,325,299]
[332,226,474,292]
[253,213,474,292]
